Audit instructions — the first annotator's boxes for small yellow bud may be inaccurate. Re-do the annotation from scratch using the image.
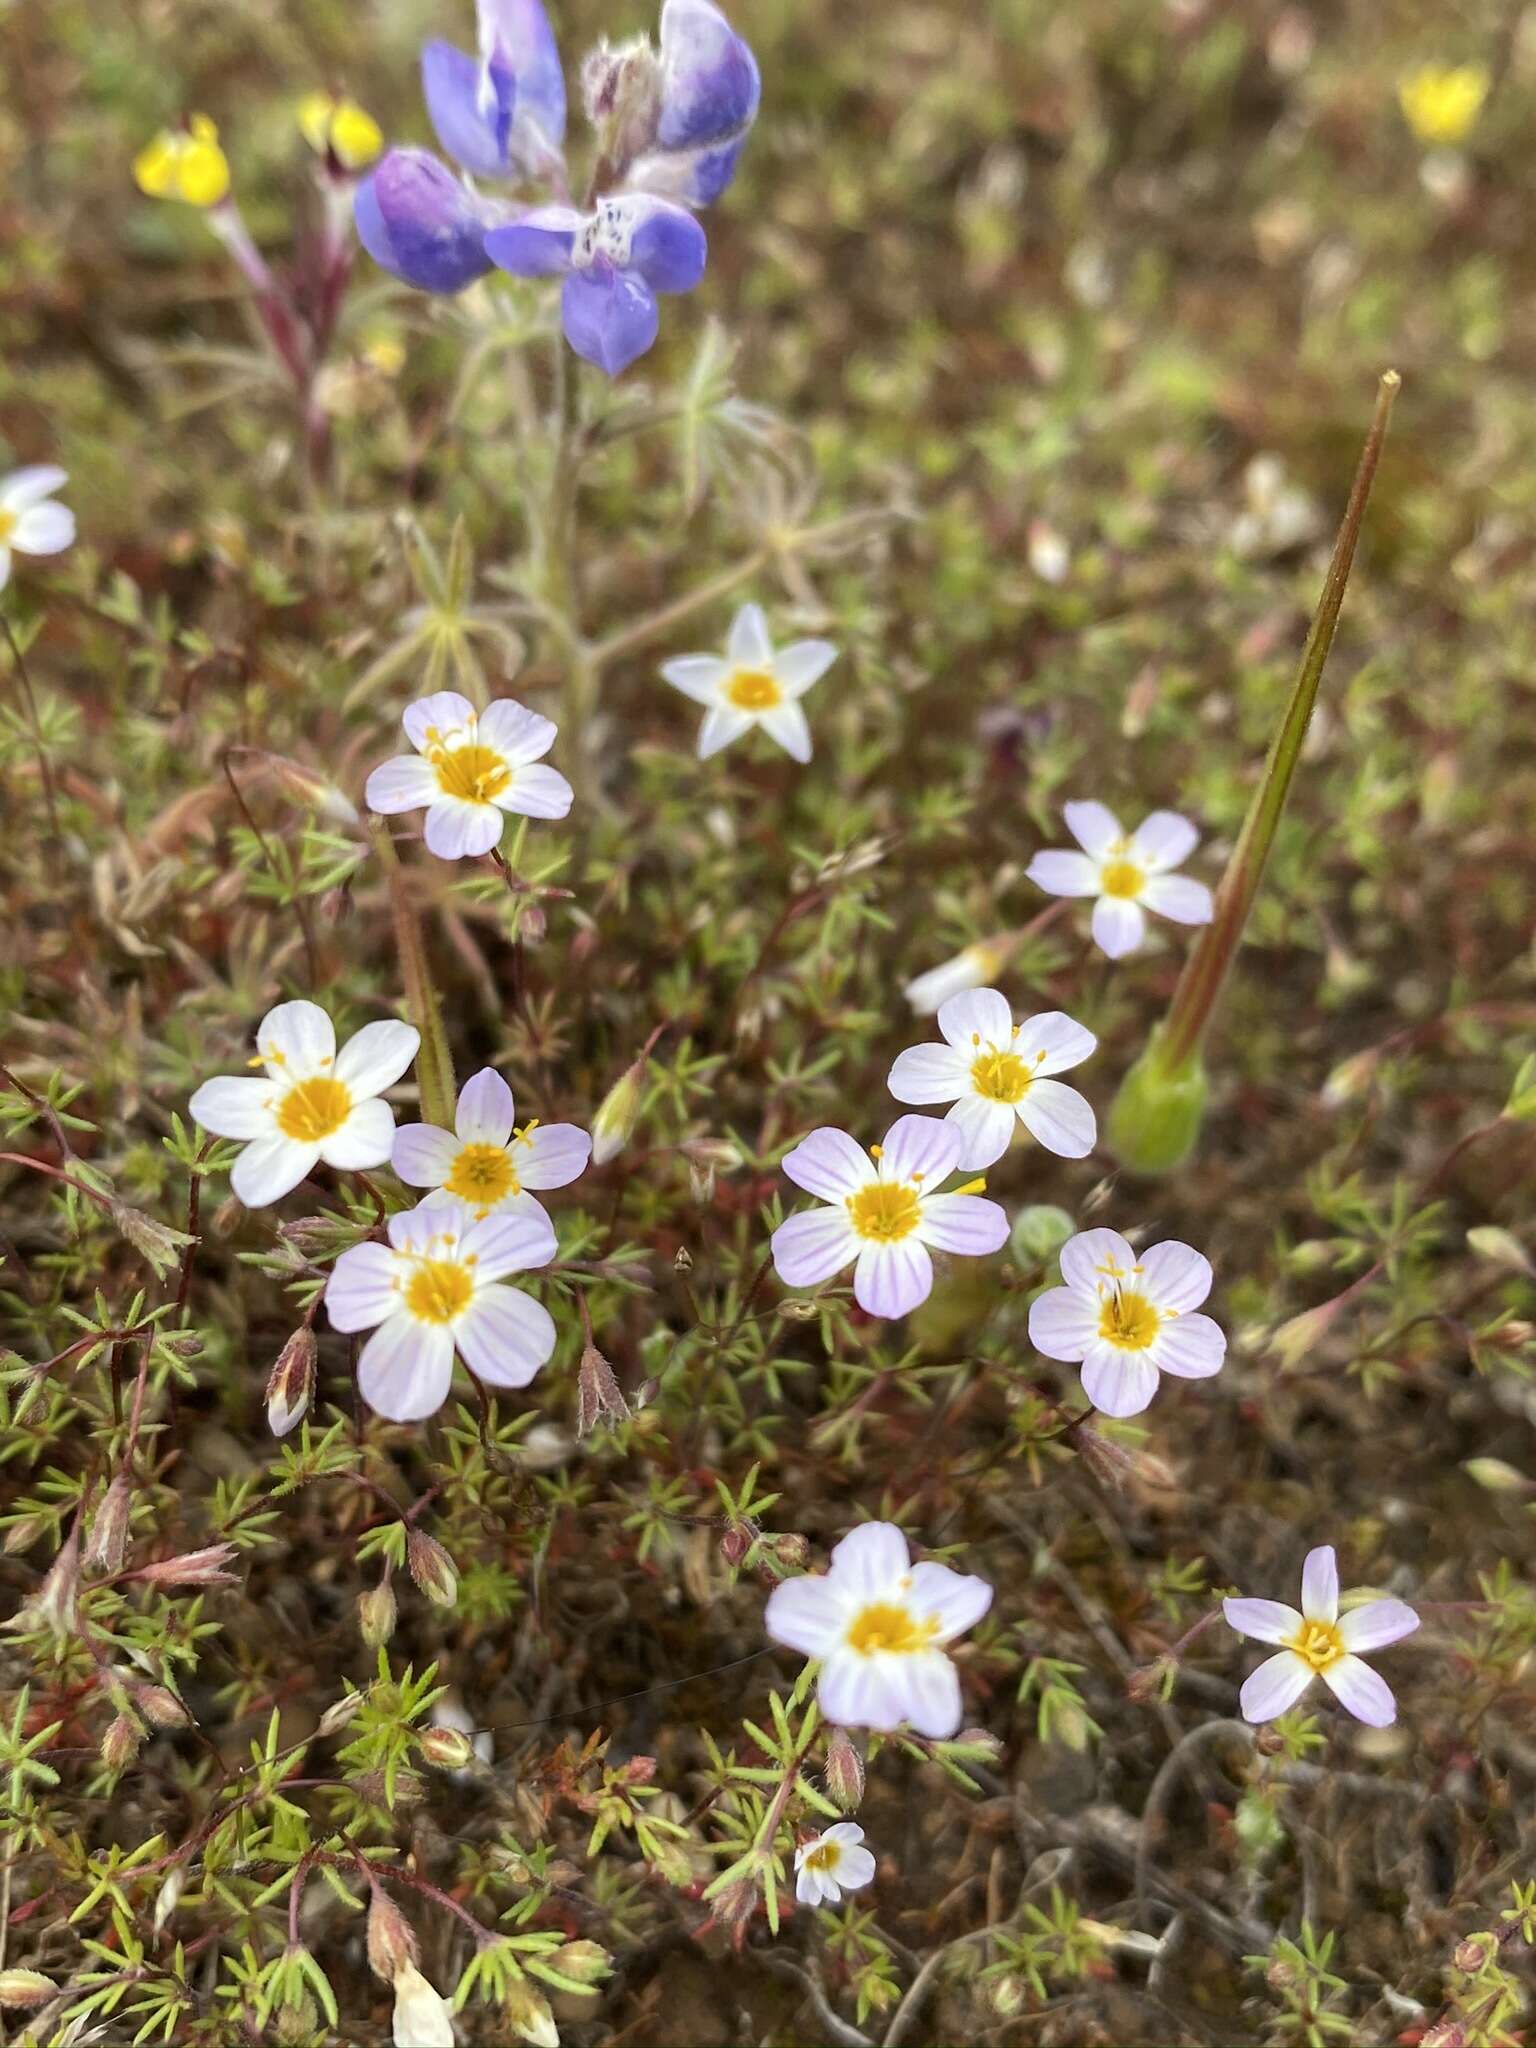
[297,91,384,171]
[1398,64,1490,149]
[134,114,231,208]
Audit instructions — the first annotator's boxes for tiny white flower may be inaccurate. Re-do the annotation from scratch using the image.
[189,999,419,1209]
[660,602,836,763]
[1026,802,1213,958]
[1028,1227,1226,1418]
[770,1114,1009,1319]
[392,1067,590,1226]
[902,939,1008,1016]
[0,465,75,591]
[391,1960,456,2048]
[888,987,1097,1168]
[325,1195,557,1423]
[794,1822,877,1907]
[766,1522,993,1738]
[1224,1546,1420,1727]
[366,691,573,860]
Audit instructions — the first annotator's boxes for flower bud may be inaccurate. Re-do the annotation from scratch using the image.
[575,1344,632,1436]
[419,1724,477,1772]
[318,1692,363,1737]
[0,1971,57,2010]
[153,1864,187,1932]
[770,1532,809,1571]
[550,1940,609,1989]
[823,1727,865,1812]
[359,1580,398,1646]
[582,34,663,172]
[1454,1932,1496,1974]
[504,1977,560,2048]
[366,1891,419,1982]
[101,1712,142,1770]
[903,939,1008,1016]
[1071,1419,1136,1491]
[130,1543,239,1588]
[84,1473,133,1575]
[406,1529,459,1607]
[1106,1033,1209,1177]
[1462,1457,1534,1496]
[266,1324,318,1438]
[590,1057,647,1166]
[719,1524,750,1568]
[134,1684,190,1728]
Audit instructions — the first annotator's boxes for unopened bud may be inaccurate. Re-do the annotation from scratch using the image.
[823,1727,865,1812]
[1072,1419,1136,1490]
[777,1297,821,1321]
[1127,1657,1173,1705]
[366,1891,419,1982]
[84,1473,134,1575]
[318,1692,362,1737]
[673,1244,693,1272]
[1254,1722,1287,1757]
[903,939,1009,1016]
[109,1199,195,1278]
[1106,1034,1210,1177]
[575,1344,632,1436]
[0,1970,57,2010]
[771,1532,809,1571]
[135,1684,189,1728]
[359,1580,398,1646]
[153,1864,187,1932]
[590,1056,647,1165]
[1454,1933,1496,1974]
[406,1529,459,1607]
[551,1940,609,1989]
[419,1725,477,1772]
[101,1712,142,1770]
[581,34,662,172]
[130,1543,239,1588]
[266,1324,317,1438]
[504,1976,560,2048]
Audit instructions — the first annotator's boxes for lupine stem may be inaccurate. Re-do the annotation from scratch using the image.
[368,817,457,1129]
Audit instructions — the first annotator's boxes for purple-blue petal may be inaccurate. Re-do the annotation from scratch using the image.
[421,39,512,177]
[483,206,581,277]
[561,269,659,376]
[656,0,760,151]
[627,204,707,293]
[354,148,496,294]
[480,0,567,153]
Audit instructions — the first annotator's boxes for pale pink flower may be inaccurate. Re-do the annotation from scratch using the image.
[366,691,572,859]
[1026,801,1212,958]
[1224,1546,1420,1727]
[392,1067,589,1226]
[1028,1227,1225,1417]
[888,987,1096,1167]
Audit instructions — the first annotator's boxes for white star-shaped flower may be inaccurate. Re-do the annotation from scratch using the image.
[660,602,836,762]
[1026,801,1213,958]
[1224,1546,1420,1726]
[794,1823,877,1907]
[0,466,75,592]
[1028,1226,1226,1417]
[888,988,1097,1167]
[392,1067,590,1226]
[366,691,573,860]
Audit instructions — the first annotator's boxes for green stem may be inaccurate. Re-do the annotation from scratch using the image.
[1160,370,1399,1069]
[368,817,456,1129]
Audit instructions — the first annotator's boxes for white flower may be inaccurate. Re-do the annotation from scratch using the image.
[0,466,75,591]
[392,1067,590,1227]
[189,999,419,1209]
[325,1195,557,1422]
[888,988,1097,1168]
[391,1961,456,2048]
[366,691,573,860]
[1028,1227,1226,1418]
[794,1822,877,1907]
[1026,802,1213,958]
[770,1114,1009,1319]
[1224,1546,1420,1727]
[765,1522,992,1737]
[659,602,837,763]
[902,939,1008,1017]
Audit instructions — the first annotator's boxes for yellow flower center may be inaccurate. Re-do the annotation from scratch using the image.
[444,1142,518,1210]
[802,1840,839,1872]
[431,742,512,804]
[1099,857,1145,900]
[1097,1287,1160,1350]
[404,1258,475,1325]
[0,510,15,545]
[725,667,781,711]
[275,1076,353,1144]
[846,1181,921,1243]
[1286,1617,1346,1673]
[845,1601,937,1657]
[970,1048,1030,1103]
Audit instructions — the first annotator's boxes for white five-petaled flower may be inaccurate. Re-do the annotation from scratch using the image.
[392,1067,591,1227]
[189,999,420,1209]
[770,1114,1009,1319]
[659,602,837,763]
[366,691,573,860]
[325,1195,557,1422]
[1224,1546,1420,1727]
[765,1522,993,1737]
[794,1822,877,1908]
[0,466,75,591]
[1026,801,1213,958]
[1028,1227,1226,1418]
[888,987,1097,1168]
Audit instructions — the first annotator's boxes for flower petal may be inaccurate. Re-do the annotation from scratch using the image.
[502,762,573,819]
[878,1113,961,1188]
[837,1846,877,1889]
[420,38,510,176]
[319,1097,397,1171]
[481,0,567,155]
[1063,800,1123,856]
[781,1127,869,1202]
[765,1573,848,1656]
[1137,1240,1213,1313]
[12,502,74,555]
[727,602,773,667]
[354,148,497,294]
[335,1019,420,1097]
[1091,894,1147,958]
[936,987,1014,1051]
[460,1205,557,1280]
[656,0,760,149]
[1151,1311,1226,1379]
[899,1650,964,1738]
[907,1560,993,1642]
[325,1241,402,1333]
[830,1521,911,1589]
[1059,1228,1138,1294]
[1239,1650,1314,1724]
[1321,1654,1396,1726]
[917,1193,1008,1258]
[772,1207,858,1288]
[478,698,557,764]
[627,199,708,293]
[773,639,837,695]
[258,1000,335,1082]
[0,465,68,512]
[1140,874,1214,925]
[887,1042,970,1106]
[366,755,439,815]
[515,1122,591,1189]
[757,700,813,762]
[188,1075,275,1140]
[1021,1010,1097,1075]
[389,1196,472,1255]
[853,1238,933,1318]
[1301,1546,1339,1625]
[484,206,581,276]
[230,1136,317,1208]
[1027,1285,1100,1361]
[1130,809,1199,870]
[816,1649,912,1732]
[358,1315,455,1422]
[1079,1344,1161,1418]
[660,654,728,703]
[1338,1598,1421,1654]
[454,1283,555,1388]
[943,1093,1016,1170]
[403,691,477,754]
[424,795,505,860]
[1017,1079,1096,1159]
[697,702,753,757]
[1222,1598,1304,1646]
[455,1068,516,1147]
[561,268,659,376]
[1026,849,1100,897]
[392,1122,459,1189]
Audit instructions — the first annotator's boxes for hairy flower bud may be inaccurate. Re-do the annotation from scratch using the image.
[359,1580,398,1646]
[134,1684,189,1728]
[590,1056,647,1166]
[419,1724,477,1772]
[266,1324,317,1438]
[318,1692,362,1737]
[366,1891,420,1982]
[406,1529,459,1607]
[823,1727,865,1812]
[504,1977,560,2047]
[84,1473,133,1575]
[153,1863,187,1932]
[550,1940,608,1989]
[582,33,662,176]
[575,1344,632,1436]
[101,1712,142,1770]
[0,1970,57,2009]
[130,1543,240,1588]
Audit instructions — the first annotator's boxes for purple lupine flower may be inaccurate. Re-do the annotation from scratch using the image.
[422,0,567,179]
[485,196,706,374]
[354,148,505,293]
[626,0,760,205]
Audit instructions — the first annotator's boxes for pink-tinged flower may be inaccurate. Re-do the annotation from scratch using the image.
[765,1522,993,1738]
[365,692,572,860]
[392,1067,590,1226]
[189,999,420,1209]
[0,466,75,592]
[1028,1227,1225,1418]
[1026,802,1213,958]
[659,602,837,763]
[888,988,1096,1168]
[770,1114,1009,1319]
[325,1195,557,1422]
[1224,1546,1420,1727]
[794,1822,876,1907]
